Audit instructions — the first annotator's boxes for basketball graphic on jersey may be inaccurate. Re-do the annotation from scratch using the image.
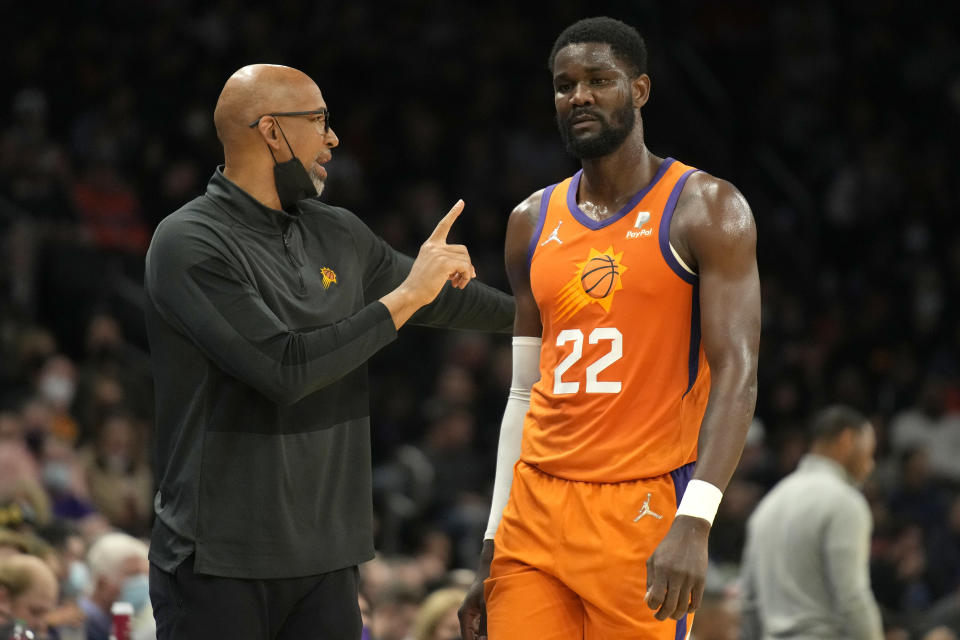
[580,254,619,298]
[556,247,628,320]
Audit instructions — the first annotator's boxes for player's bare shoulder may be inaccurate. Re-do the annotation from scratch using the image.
[509,189,545,233]
[505,189,546,261]
[671,172,756,270]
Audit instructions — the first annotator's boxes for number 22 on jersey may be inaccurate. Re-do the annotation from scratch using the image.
[553,327,622,394]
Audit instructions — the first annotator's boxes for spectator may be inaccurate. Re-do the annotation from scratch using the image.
[412,587,466,640]
[74,312,153,433]
[0,441,50,532]
[889,378,960,483]
[78,412,152,536]
[39,437,96,523]
[70,161,150,255]
[371,581,423,640]
[887,448,950,532]
[79,532,150,640]
[34,520,89,636]
[32,355,79,446]
[0,553,59,638]
[359,591,373,640]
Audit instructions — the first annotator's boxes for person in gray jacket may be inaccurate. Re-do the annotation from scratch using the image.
[740,405,883,640]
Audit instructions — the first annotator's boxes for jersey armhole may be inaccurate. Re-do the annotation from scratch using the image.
[526,183,558,269]
[658,169,699,284]
[669,242,697,276]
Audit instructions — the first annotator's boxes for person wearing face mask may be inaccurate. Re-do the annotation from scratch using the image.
[33,355,80,447]
[739,405,883,640]
[143,64,513,640]
[79,533,150,640]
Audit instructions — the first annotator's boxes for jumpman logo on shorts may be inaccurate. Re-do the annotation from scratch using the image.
[541,220,563,246]
[633,493,663,521]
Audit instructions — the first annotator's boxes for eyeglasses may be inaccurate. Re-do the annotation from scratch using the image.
[248,108,331,133]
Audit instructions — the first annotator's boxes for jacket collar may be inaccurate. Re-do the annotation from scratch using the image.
[797,453,855,485]
[204,166,303,235]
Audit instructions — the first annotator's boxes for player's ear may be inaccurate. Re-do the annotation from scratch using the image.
[633,74,651,109]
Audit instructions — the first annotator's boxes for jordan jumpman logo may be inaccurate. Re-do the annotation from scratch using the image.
[541,220,563,246]
[633,493,663,521]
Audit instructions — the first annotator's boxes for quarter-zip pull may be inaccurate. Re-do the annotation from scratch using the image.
[282,229,307,295]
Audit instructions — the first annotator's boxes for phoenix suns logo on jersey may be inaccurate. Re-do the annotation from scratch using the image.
[556,247,628,321]
[320,267,337,289]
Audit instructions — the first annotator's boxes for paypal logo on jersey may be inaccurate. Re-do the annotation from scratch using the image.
[625,211,652,239]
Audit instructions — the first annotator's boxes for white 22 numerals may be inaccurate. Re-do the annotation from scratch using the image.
[553,328,623,394]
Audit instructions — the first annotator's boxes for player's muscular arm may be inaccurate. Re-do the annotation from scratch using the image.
[504,192,545,339]
[646,173,760,621]
[676,173,760,493]
[459,190,543,640]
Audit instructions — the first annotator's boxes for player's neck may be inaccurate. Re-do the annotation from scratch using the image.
[577,140,658,216]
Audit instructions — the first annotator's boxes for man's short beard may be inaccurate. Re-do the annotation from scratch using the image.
[308,169,326,196]
[558,101,636,159]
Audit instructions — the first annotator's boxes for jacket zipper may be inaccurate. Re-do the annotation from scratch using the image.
[282,229,306,295]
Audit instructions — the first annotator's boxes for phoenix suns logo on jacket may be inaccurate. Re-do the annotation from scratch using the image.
[320,267,337,289]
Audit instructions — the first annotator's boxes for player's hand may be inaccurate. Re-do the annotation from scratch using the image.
[459,539,495,640]
[645,515,710,621]
[458,575,488,640]
[402,199,476,305]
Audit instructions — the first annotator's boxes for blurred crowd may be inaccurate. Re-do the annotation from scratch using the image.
[1,1,959,638]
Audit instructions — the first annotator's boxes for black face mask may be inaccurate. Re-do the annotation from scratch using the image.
[269,121,317,213]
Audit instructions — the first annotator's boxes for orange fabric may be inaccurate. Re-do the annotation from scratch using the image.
[486,462,692,639]
[523,158,709,482]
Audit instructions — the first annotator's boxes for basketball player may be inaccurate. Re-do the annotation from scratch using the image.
[459,17,760,639]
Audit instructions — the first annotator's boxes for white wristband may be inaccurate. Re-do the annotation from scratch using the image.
[675,479,723,525]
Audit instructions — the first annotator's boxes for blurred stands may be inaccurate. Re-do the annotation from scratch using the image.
[1,1,958,637]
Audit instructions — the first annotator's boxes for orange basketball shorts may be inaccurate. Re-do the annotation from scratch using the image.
[485,460,695,640]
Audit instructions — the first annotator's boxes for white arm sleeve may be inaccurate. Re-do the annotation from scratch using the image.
[484,336,541,540]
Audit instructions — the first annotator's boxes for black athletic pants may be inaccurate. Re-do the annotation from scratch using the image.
[150,557,362,640]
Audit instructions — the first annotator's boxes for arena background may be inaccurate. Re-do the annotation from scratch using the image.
[2,1,959,638]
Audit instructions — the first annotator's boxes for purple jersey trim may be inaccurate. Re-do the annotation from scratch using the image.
[669,461,696,507]
[527,184,557,268]
[566,158,676,230]
[684,283,702,397]
[675,615,688,640]
[658,169,699,285]
[671,462,695,640]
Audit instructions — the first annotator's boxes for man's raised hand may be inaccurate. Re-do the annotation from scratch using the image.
[380,200,477,329]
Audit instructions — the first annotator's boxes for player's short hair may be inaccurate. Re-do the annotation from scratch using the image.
[809,405,869,443]
[548,17,648,78]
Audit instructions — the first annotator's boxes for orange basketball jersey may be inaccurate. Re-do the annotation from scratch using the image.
[523,157,710,483]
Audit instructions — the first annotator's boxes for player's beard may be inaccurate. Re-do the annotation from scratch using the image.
[557,99,636,159]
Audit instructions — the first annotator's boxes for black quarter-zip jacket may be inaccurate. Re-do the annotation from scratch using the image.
[144,168,514,579]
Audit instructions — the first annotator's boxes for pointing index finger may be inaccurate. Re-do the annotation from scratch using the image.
[429,199,465,243]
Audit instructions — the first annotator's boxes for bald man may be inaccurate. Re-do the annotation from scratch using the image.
[144,64,513,640]
[0,553,59,638]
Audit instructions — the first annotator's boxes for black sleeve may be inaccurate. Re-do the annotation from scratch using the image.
[345,209,514,333]
[144,216,398,406]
